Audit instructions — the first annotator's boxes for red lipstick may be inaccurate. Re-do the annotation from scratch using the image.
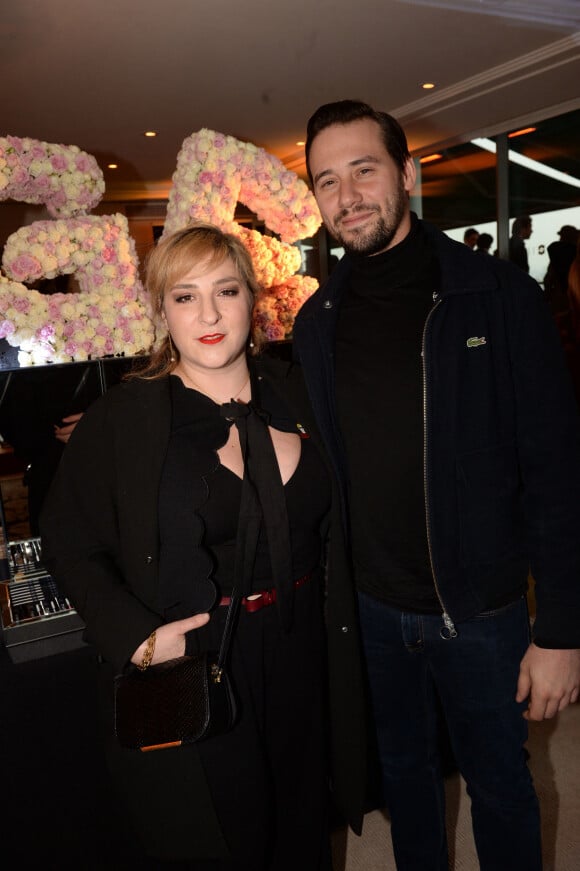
[199,334,225,345]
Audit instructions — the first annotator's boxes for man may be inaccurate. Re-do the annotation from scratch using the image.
[463,227,479,249]
[293,100,580,870]
[474,231,493,255]
[544,224,578,313]
[509,215,533,272]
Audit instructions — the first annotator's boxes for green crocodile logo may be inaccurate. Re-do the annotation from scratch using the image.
[466,336,487,349]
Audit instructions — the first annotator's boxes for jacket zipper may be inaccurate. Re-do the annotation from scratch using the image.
[422,293,457,640]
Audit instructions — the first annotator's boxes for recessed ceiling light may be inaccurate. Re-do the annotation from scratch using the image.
[144,130,157,138]
[107,163,118,169]
[296,140,305,147]
[419,153,442,164]
[421,82,436,90]
[508,126,537,139]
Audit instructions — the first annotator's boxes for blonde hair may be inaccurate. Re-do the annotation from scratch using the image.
[135,222,262,379]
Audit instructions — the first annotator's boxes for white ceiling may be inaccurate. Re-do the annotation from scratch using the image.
[2,0,580,202]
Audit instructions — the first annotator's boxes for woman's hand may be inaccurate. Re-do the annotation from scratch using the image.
[130,613,210,667]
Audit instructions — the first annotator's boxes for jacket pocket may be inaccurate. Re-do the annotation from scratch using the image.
[456,443,524,566]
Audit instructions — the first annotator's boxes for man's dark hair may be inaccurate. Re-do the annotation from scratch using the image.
[463,228,479,242]
[511,215,532,236]
[476,232,493,250]
[305,99,410,183]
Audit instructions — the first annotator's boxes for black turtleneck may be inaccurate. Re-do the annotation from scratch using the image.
[335,216,441,612]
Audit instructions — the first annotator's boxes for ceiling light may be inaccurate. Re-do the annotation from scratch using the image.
[144,130,157,138]
[296,140,305,147]
[421,82,436,90]
[508,127,537,139]
[107,163,118,169]
[419,153,442,164]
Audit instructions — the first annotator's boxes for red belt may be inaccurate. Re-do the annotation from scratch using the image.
[219,572,312,614]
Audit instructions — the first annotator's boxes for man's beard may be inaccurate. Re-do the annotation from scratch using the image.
[329,178,407,257]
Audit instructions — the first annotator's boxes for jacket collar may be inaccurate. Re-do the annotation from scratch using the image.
[421,219,501,296]
[303,217,501,316]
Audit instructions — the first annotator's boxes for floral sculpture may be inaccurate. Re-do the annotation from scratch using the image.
[0,136,152,365]
[0,135,105,218]
[0,128,322,364]
[1,215,153,365]
[164,129,322,342]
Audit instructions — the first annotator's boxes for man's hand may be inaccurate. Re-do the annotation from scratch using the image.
[54,412,84,444]
[516,643,580,720]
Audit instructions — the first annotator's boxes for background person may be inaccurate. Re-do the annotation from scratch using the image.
[463,227,479,249]
[509,215,533,272]
[567,237,580,343]
[474,231,493,255]
[40,223,335,870]
[544,224,578,316]
[0,360,130,535]
[293,99,580,871]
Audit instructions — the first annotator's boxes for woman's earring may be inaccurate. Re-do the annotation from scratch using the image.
[168,333,176,362]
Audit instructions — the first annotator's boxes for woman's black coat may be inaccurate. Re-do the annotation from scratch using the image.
[40,356,368,854]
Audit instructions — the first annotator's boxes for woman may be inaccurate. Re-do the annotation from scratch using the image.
[40,223,334,870]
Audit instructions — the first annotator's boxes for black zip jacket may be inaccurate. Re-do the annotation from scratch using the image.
[294,219,580,649]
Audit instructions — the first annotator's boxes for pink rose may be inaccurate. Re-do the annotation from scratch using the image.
[266,323,286,341]
[7,136,24,152]
[51,154,68,172]
[75,154,91,173]
[13,296,31,314]
[8,254,43,282]
[36,324,56,340]
[11,166,29,186]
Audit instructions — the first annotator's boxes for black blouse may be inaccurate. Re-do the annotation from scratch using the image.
[158,374,330,611]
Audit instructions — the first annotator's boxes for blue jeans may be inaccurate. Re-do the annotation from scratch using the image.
[358,592,542,871]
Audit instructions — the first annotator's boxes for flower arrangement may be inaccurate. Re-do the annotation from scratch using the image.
[164,129,321,246]
[0,135,105,218]
[164,128,322,336]
[254,275,319,343]
[231,224,301,288]
[0,214,153,366]
[0,128,321,365]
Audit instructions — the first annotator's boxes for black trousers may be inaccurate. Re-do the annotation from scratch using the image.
[191,576,332,871]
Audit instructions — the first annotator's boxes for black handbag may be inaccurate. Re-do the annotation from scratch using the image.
[114,646,238,752]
